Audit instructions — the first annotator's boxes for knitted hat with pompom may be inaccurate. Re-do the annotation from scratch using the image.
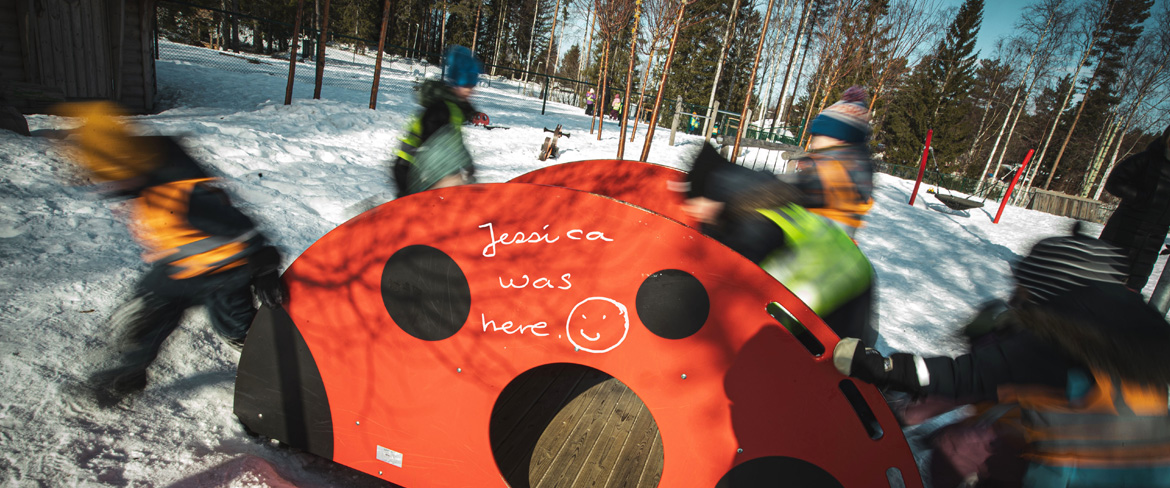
[808,86,872,144]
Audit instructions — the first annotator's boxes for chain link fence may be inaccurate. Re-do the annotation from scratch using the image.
[152,0,796,150]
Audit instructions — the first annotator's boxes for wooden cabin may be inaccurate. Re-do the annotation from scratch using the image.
[1,0,157,114]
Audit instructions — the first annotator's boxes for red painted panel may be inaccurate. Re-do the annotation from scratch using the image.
[509,159,698,228]
[278,182,922,487]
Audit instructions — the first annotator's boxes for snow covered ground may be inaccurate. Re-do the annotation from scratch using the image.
[1,41,1163,487]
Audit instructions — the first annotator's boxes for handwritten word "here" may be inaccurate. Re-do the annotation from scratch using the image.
[479,223,614,257]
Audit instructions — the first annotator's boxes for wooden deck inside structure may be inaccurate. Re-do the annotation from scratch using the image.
[489,363,664,488]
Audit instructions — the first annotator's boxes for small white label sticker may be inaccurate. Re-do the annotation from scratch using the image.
[376,445,403,468]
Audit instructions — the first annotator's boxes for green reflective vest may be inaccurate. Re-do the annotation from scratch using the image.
[395,100,464,163]
[757,205,873,315]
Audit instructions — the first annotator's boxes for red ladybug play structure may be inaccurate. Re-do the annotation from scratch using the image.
[234,160,924,487]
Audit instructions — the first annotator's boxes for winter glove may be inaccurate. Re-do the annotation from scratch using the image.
[832,338,928,395]
[250,245,286,308]
[960,299,1010,340]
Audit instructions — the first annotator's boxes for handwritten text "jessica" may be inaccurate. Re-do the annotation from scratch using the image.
[479,223,614,257]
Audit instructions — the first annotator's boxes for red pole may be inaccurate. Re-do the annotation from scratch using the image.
[908,130,932,206]
[994,149,1035,224]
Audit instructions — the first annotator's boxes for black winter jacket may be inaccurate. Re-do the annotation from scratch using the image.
[1100,133,1170,288]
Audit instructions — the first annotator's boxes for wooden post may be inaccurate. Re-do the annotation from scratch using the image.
[369,0,390,110]
[313,0,331,99]
[908,130,932,206]
[669,96,682,146]
[284,0,305,105]
[994,149,1034,224]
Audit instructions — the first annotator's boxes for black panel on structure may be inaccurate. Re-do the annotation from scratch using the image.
[234,305,333,459]
[381,245,471,341]
[715,456,844,488]
[636,269,709,339]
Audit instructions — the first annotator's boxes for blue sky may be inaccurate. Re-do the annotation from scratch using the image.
[973,0,1027,58]
[963,0,1167,60]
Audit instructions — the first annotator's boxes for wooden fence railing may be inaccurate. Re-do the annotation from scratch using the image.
[1018,189,1117,224]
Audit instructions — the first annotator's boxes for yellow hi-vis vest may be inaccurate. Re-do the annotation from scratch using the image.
[757,205,873,315]
[395,100,464,163]
[130,178,256,279]
[999,370,1170,467]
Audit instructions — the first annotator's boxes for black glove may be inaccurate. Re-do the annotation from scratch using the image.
[250,245,286,308]
[833,338,926,394]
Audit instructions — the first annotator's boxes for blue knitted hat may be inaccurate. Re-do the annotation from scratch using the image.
[444,46,481,88]
[808,86,872,143]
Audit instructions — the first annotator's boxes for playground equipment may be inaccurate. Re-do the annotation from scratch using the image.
[234,160,924,487]
[926,147,986,211]
[539,125,570,161]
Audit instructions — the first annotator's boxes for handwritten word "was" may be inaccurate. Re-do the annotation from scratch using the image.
[499,273,572,289]
[479,223,614,257]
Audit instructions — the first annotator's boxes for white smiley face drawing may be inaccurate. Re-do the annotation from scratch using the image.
[565,297,630,353]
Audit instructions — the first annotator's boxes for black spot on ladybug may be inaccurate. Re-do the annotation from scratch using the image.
[715,456,842,487]
[381,245,470,341]
[636,269,708,339]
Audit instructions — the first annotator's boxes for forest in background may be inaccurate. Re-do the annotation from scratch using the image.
[157,0,1169,200]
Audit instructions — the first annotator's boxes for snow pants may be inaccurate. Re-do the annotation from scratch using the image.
[90,263,256,393]
[1023,463,1170,488]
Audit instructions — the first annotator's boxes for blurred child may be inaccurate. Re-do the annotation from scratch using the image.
[58,102,284,407]
[1099,124,1170,290]
[392,45,481,197]
[834,224,1170,487]
[787,86,876,236]
[680,143,877,344]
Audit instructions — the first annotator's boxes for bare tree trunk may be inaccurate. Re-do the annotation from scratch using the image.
[781,17,812,128]
[640,0,687,161]
[1022,43,1094,189]
[1041,0,1115,190]
[313,0,331,99]
[472,2,482,52]
[730,0,778,162]
[797,74,821,145]
[963,76,1005,163]
[631,47,659,142]
[581,1,594,80]
[770,0,809,134]
[1043,89,1092,190]
[1094,120,1146,199]
[524,0,540,83]
[974,85,1023,193]
[544,0,562,75]
[617,0,643,158]
[1081,114,1120,196]
[597,39,611,140]
[441,3,448,53]
[759,1,791,129]
[703,0,741,138]
[491,0,507,75]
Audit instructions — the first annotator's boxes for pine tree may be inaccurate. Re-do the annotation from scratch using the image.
[1044,0,1153,193]
[879,0,982,168]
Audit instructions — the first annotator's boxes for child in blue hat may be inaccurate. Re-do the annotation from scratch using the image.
[392,46,482,197]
